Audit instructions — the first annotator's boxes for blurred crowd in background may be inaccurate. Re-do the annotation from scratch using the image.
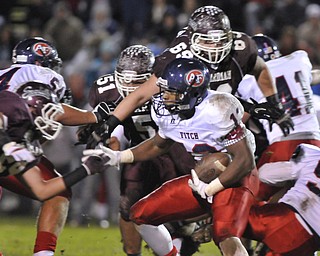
[0,0,320,227]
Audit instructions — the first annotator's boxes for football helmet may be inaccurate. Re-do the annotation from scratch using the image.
[12,37,62,73]
[153,58,209,117]
[189,6,233,65]
[15,81,64,140]
[252,34,281,62]
[115,45,155,98]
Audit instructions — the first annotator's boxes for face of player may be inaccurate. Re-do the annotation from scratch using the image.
[162,90,184,111]
[191,31,232,64]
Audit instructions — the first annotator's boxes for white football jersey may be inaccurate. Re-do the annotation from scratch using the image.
[238,50,320,144]
[151,90,254,159]
[259,144,320,236]
[0,64,66,101]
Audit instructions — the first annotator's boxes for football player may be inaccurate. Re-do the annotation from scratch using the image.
[85,58,259,256]
[0,81,108,196]
[100,5,293,142]
[81,45,196,256]
[0,37,108,256]
[243,143,320,255]
[237,34,320,201]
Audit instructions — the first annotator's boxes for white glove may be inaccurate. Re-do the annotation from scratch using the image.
[83,146,121,169]
[3,142,35,162]
[81,154,111,175]
[188,169,212,203]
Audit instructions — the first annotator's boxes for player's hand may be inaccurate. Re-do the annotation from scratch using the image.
[188,169,209,200]
[269,112,294,136]
[75,122,111,149]
[75,124,97,145]
[249,97,294,136]
[249,98,282,120]
[82,146,121,169]
[81,153,111,175]
[92,102,111,123]
[3,142,35,162]
[90,121,112,147]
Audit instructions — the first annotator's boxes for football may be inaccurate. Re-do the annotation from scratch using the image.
[194,152,232,183]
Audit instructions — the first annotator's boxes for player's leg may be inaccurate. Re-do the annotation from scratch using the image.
[119,218,142,256]
[0,156,71,256]
[131,175,208,256]
[34,196,69,256]
[120,155,180,255]
[245,203,319,255]
[135,224,179,256]
[131,175,208,225]
[119,162,154,255]
[212,168,259,256]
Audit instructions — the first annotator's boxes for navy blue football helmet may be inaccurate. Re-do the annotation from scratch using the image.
[152,58,209,118]
[12,37,62,73]
[252,34,281,62]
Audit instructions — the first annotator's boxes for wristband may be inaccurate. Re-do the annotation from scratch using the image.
[120,149,134,163]
[266,94,283,110]
[204,178,224,197]
[107,115,121,134]
[63,166,88,187]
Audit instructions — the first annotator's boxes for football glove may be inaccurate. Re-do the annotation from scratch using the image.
[188,169,210,200]
[92,102,111,123]
[91,115,122,146]
[83,147,121,170]
[76,121,115,149]
[249,94,294,136]
[75,124,97,145]
[81,152,111,175]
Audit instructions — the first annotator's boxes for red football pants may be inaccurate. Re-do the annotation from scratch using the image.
[131,168,259,245]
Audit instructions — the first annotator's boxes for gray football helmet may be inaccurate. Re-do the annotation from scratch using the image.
[115,45,155,98]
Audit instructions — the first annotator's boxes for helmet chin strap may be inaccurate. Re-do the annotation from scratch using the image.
[178,108,195,120]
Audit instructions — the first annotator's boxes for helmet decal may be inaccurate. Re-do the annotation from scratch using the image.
[33,42,52,57]
[252,34,281,62]
[20,86,55,102]
[185,70,205,87]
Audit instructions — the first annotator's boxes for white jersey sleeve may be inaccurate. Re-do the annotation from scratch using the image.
[0,64,66,101]
[237,74,265,103]
[259,161,297,186]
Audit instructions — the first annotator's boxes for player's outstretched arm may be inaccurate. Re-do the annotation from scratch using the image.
[112,75,159,122]
[21,153,110,201]
[83,133,174,169]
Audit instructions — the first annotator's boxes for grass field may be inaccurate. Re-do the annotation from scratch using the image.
[0,215,221,256]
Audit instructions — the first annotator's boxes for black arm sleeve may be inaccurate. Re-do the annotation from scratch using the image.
[236,97,253,113]
[0,130,11,148]
[62,165,88,187]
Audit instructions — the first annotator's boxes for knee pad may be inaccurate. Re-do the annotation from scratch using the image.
[120,189,142,221]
